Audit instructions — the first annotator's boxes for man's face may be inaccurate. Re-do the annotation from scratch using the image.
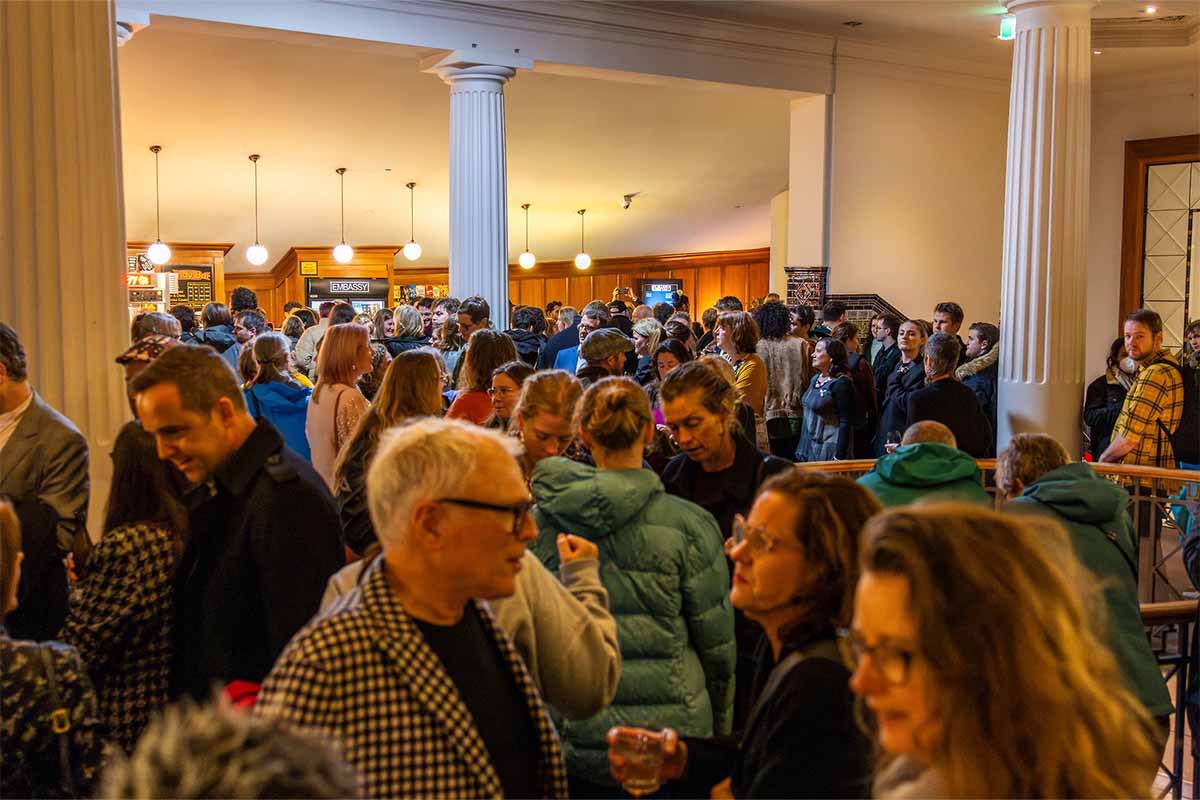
[898,322,924,360]
[1124,320,1162,362]
[457,312,485,340]
[578,315,602,344]
[433,305,450,327]
[419,306,433,334]
[932,312,960,336]
[233,319,255,344]
[601,353,625,376]
[426,442,535,600]
[965,329,988,359]
[136,383,240,484]
[1188,327,1200,354]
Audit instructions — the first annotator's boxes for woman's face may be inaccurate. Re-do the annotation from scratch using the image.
[714,324,735,355]
[848,571,937,761]
[354,342,375,377]
[519,411,575,466]
[1188,327,1200,353]
[812,340,831,373]
[898,322,924,360]
[633,332,650,356]
[383,318,396,338]
[490,373,521,421]
[656,352,682,380]
[728,491,808,619]
[660,389,729,465]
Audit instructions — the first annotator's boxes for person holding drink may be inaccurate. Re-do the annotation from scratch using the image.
[608,469,878,799]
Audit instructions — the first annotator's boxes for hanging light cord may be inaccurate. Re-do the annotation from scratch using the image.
[525,206,530,250]
[253,159,260,243]
[340,169,346,242]
[154,148,162,241]
[410,185,415,241]
[580,210,586,251]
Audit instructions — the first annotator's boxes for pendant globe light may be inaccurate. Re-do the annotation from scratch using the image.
[146,145,171,265]
[518,203,536,269]
[333,167,353,264]
[245,154,269,266]
[402,182,422,261]
[574,208,591,270]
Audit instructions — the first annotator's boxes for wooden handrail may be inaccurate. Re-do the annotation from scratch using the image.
[802,458,1197,483]
[1140,599,1199,625]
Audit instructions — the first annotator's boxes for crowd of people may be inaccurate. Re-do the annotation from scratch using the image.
[0,283,1197,799]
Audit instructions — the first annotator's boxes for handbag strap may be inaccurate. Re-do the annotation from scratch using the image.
[37,647,76,797]
[742,638,841,740]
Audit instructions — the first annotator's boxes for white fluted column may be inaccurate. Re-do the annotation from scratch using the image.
[1,0,130,533]
[429,51,532,322]
[997,0,1094,453]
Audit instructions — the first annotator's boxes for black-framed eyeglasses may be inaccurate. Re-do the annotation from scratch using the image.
[836,627,916,686]
[439,497,533,538]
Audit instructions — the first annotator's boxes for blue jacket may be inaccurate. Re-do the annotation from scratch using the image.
[530,457,735,785]
[553,345,580,373]
[244,382,313,461]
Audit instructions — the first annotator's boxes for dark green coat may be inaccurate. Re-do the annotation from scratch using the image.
[1005,462,1172,718]
[857,443,991,508]
[531,457,735,785]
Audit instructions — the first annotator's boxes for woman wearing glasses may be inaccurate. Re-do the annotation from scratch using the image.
[608,469,878,799]
[846,505,1161,798]
[532,377,735,798]
[487,361,535,432]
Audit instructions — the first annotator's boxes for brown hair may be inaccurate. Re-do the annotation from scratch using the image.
[129,343,247,415]
[515,369,583,424]
[314,323,370,401]
[457,329,517,392]
[859,504,1160,798]
[578,377,653,452]
[201,301,233,328]
[830,321,859,345]
[334,350,444,487]
[0,500,20,614]
[757,468,881,632]
[372,307,393,340]
[659,359,736,424]
[237,341,257,384]
[717,310,760,355]
[1126,308,1163,336]
[393,305,424,339]
[994,433,1071,497]
[250,332,296,387]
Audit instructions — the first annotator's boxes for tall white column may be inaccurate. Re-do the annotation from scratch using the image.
[428,51,531,325]
[997,0,1093,453]
[1,0,130,534]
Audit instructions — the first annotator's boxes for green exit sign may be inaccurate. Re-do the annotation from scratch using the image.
[998,16,1016,40]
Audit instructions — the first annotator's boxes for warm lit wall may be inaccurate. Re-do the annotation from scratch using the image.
[827,69,1010,324]
[1088,78,1199,375]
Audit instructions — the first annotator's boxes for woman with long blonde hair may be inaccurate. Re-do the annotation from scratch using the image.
[332,350,444,554]
[511,369,582,479]
[846,503,1161,798]
[306,323,372,488]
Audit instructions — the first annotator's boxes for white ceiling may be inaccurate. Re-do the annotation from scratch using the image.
[118,21,795,272]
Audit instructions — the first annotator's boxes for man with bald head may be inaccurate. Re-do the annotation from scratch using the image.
[256,418,568,799]
[856,421,992,508]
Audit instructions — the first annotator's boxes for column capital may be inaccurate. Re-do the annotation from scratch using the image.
[1004,0,1095,25]
[422,49,532,88]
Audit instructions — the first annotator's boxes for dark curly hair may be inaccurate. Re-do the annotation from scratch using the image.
[752,301,792,341]
[229,286,259,314]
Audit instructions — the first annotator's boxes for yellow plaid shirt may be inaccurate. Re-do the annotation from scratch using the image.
[1112,349,1185,468]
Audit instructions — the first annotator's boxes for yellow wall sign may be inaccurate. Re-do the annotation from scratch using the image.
[300,260,318,276]
[126,273,155,288]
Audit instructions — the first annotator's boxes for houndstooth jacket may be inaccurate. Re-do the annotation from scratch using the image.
[255,558,569,799]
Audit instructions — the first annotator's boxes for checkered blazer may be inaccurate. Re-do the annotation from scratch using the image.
[255,558,569,799]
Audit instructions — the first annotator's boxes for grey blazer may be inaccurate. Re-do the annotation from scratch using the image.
[0,391,89,551]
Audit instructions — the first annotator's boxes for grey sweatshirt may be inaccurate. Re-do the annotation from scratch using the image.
[320,550,621,720]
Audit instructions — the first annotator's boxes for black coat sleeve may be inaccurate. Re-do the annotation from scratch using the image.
[831,378,856,459]
[1082,377,1122,430]
[249,466,346,666]
[335,436,376,555]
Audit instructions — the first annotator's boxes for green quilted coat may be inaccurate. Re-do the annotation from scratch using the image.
[530,457,735,786]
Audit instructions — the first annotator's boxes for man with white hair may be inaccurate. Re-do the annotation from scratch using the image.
[256,418,568,799]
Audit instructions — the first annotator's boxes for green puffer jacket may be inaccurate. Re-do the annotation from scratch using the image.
[1005,462,1172,718]
[857,443,992,508]
[530,457,735,785]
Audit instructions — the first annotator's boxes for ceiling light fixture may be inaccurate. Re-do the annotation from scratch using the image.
[1093,49,1102,55]
[518,203,536,269]
[574,209,591,270]
[1145,5,1157,12]
[147,145,171,265]
[402,182,422,261]
[333,167,353,264]
[245,154,269,267]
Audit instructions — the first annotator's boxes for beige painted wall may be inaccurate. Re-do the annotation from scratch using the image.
[1087,77,1199,376]
[827,69,1010,324]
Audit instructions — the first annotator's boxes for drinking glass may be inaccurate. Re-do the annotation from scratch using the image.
[885,430,902,454]
[609,728,664,797]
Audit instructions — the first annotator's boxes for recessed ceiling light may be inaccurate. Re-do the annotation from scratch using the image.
[1144,5,1157,13]
[1093,49,1102,55]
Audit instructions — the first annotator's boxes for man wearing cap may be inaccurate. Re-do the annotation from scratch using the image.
[577,328,634,389]
[606,300,639,376]
[116,334,179,417]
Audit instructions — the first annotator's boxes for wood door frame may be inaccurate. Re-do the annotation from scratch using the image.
[1119,134,1200,319]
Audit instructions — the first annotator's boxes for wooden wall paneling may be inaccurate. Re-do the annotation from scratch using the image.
[592,273,619,306]
[520,277,545,312]
[722,264,749,306]
[748,261,770,302]
[544,278,569,308]
[568,276,593,310]
[669,268,696,310]
[696,266,723,312]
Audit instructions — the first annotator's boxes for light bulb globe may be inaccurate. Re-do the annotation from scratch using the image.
[574,252,591,270]
[403,241,423,261]
[148,240,171,265]
[333,242,354,264]
[518,251,537,270]
[246,243,269,266]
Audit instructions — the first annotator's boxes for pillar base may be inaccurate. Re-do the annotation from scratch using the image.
[997,379,1084,456]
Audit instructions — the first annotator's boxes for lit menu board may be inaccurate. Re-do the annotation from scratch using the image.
[169,265,214,311]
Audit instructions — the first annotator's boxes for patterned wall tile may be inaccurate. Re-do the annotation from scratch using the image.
[1145,209,1189,255]
[1148,164,1191,211]
[1143,255,1188,302]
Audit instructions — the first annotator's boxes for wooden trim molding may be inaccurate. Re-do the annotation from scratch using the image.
[509,247,770,278]
[1119,135,1200,319]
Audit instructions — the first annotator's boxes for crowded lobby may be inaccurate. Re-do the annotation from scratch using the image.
[3,0,1200,797]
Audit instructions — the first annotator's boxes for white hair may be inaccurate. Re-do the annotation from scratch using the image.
[366,417,523,545]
